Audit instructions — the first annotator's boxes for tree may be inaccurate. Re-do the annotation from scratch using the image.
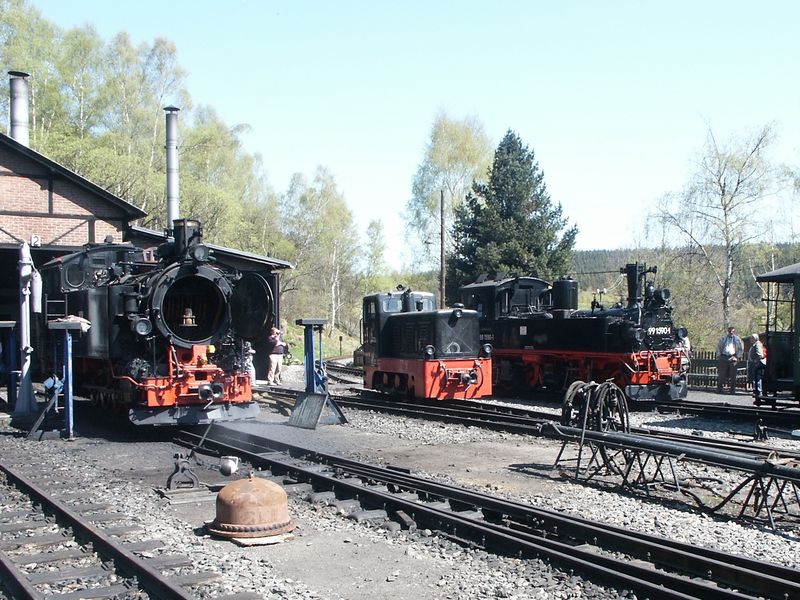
[657,125,777,329]
[279,168,361,335]
[405,111,492,269]
[361,220,388,293]
[448,130,577,297]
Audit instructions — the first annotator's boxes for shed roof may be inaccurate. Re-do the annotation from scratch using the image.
[755,262,800,283]
[0,132,146,220]
[126,224,293,270]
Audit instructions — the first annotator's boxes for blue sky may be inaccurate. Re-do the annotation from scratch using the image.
[26,1,800,269]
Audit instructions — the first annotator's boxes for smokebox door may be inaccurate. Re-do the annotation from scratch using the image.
[230,273,274,340]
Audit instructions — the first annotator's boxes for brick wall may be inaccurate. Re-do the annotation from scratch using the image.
[0,145,132,247]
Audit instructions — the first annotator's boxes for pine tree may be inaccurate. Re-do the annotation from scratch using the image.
[448,130,577,296]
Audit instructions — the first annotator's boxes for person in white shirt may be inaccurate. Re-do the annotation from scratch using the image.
[716,326,743,394]
[747,333,766,399]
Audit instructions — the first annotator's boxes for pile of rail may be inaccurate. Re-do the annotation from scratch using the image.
[176,425,799,600]
[554,381,800,528]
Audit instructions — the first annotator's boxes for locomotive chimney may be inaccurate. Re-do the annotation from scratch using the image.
[623,263,644,308]
[8,71,30,147]
[164,106,180,233]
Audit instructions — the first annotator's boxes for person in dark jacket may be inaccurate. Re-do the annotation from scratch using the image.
[266,327,288,385]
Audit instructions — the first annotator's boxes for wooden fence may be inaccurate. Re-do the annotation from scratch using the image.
[687,349,748,391]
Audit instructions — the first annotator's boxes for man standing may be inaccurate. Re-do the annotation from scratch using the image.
[266,327,288,386]
[748,333,766,399]
[716,326,743,394]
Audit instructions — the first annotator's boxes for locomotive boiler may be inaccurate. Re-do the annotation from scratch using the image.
[459,263,688,402]
[359,287,493,400]
[39,218,276,425]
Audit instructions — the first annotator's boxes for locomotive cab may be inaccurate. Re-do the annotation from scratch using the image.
[359,287,436,368]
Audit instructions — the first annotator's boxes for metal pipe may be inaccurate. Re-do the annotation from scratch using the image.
[8,71,30,147]
[164,106,180,233]
[14,242,34,415]
[440,189,445,309]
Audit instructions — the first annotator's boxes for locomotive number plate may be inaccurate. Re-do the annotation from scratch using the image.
[647,326,672,336]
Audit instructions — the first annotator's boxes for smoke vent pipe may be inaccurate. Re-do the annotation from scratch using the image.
[9,71,30,147]
[164,106,180,233]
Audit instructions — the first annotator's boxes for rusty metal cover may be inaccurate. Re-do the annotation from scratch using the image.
[207,473,295,538]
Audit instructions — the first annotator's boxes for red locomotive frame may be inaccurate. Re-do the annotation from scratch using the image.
[494,347,685,396]
[365,356,492,400]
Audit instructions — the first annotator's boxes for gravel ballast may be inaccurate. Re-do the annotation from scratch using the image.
[1,367,798,599]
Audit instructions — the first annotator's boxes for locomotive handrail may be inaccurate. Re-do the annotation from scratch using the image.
[108,362,171,391]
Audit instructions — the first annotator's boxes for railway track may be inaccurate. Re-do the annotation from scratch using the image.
[325,361,800,425]
[262,386,800,462]
[651,399,800,427]
[175,425,800,600]
[0,459,239,599]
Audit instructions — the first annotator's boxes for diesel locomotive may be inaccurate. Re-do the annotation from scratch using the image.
[459,263,688,402]
[359,287,493,400]
[38,218,276,425]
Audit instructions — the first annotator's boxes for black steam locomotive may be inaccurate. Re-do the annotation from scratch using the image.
[38,219,277,425]
[459,263,688,402]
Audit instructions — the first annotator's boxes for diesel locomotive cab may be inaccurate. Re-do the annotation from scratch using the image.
[359,287,437,368]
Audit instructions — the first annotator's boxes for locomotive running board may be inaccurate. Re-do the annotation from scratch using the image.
[128,402,261,426]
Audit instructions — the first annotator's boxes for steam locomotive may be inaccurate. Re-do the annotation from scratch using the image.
[38,218,276,425]
[359,287,493,400]
[459,263,688,402]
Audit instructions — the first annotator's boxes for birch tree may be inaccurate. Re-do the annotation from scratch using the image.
[405,111,492,268]
[657,125,777,329]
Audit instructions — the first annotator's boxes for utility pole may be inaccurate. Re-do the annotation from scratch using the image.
[440,189,446,309]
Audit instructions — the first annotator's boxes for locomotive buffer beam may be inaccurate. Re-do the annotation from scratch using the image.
[129,401,261,426]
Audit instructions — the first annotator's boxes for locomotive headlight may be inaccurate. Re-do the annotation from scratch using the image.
[211,382,225,399]
[654,288,671,303]
[191,244,211,263]
[131,317,153,336]
[480,344,492,357]
[423,345,436,358]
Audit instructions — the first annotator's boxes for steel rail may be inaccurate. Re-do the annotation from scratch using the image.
[652,400,800,425]
[0,551,43,600]
[176,427,798,600]
[0,461,195,600]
